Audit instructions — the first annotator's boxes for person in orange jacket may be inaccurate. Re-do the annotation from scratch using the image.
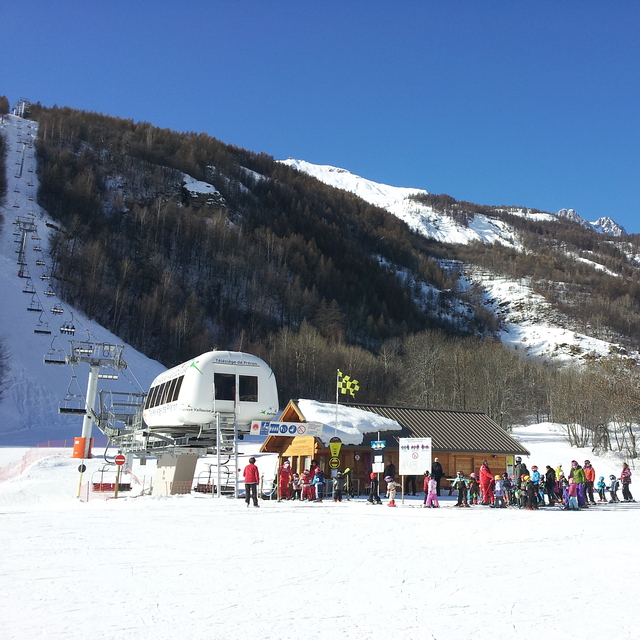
[583,460,596,505]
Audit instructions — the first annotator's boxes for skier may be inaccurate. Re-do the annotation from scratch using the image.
[432,457,444,496]
[333,471,346,502]
[423,472,439,508]
[493,474,506,508]
[566,478,579,510]
[530,466,542,505]
[608,475,620,503]
[468,473,480,505]
[524,475,538,510]
[620,462,634,502]
[569,461,587,507]
[451,471,470,507]
[301,470,313,501]
[309,459,321,498]
[292,473,302,500]
[367,472,382,505]
[596,476,607,503]
[544,465,557,506]
[479,460,494,505]
[243,457,260,508]
[278,459,293,500]
[312,468,326,502]
[583,460,596,504]
[385,475,400,507]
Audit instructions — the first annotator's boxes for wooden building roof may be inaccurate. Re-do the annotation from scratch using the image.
[343,403,530,456]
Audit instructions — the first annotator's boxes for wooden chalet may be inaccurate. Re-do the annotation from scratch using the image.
[260,400,530,493]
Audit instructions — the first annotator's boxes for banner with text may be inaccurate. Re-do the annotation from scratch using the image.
[250,421,324,438]
[398,437,433,476]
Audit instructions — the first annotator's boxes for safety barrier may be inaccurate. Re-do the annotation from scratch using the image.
[0,446,67,483]
[0,437,109,484]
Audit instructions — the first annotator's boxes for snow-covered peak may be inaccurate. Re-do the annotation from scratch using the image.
[280,158,425,210]
[557,209,626,236]
[591,216,626,236]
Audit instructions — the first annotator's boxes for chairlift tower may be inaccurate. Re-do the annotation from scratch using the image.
[14,215,37,267]
[65,341,127,459]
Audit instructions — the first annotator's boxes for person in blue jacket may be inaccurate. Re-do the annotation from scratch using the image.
[451,471,470,507]
[312,469,326,502]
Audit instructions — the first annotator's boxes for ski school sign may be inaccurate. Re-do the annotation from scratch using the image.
[398,437,432,475]
[251,421,324,438]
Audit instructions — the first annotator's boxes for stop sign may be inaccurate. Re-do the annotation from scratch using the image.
[114,454,126,466]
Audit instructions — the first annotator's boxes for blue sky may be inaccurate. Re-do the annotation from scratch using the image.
[2,1,639,232]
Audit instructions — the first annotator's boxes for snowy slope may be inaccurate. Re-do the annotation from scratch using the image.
[280,158,518,245]
[0,114,166,445]
[1,422,639,640]
[281,158,635,364]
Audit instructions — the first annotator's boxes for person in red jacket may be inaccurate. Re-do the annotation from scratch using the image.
[243,457,260,507]
[279,459,293,500]
[479,460,494,505]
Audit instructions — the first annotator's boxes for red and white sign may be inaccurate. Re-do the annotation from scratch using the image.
[114,454,126,466]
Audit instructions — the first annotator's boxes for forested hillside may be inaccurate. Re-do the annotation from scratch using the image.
[10,102,640,449]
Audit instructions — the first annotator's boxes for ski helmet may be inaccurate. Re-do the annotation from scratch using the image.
[610,475,616,480]
[384,476,393,483]
[494,475,501,480]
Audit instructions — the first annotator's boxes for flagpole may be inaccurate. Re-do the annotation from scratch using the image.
[335,369,339,437]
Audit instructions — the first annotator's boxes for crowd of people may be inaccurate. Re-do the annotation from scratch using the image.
[242,455,635,510]
[438,457,635,510]
[247,458,349,504]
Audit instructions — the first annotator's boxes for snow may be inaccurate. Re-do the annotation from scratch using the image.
[181,173,221,196]
[1,422,640,640]
[0,114,166,445]
[297,398,401,445]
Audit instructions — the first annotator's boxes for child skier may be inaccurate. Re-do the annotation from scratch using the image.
[333,471,346,502]
[608,475,620,503]
[292,473,302,500]
[312,469,326,502]
[566,478,579,510]
[596,476,607,503]
[424,472,439,508]
[451,471,470,507]
[468,473,480,505]
[385,475,400,507]
[524,475,538,510]
[501,473,513,506]
[301,470,313,501]
[493,474,506,508]
[367,472,382,504]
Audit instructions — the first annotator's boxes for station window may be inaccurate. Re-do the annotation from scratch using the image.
[171,375,184,402]
[214,373,235,401]
[239,375,258,402]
